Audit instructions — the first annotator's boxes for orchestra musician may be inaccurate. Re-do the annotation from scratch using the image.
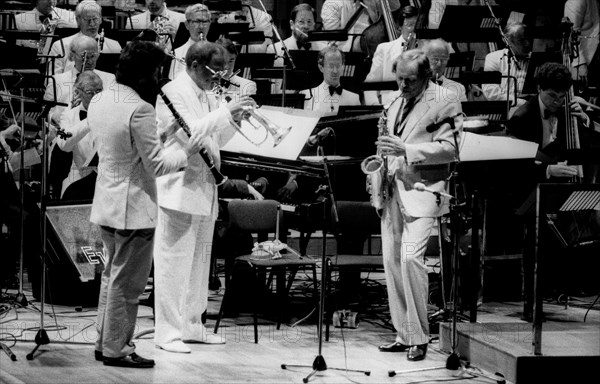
[564,0,599,85]
[153,41,255,353]
[507,62,592,321]
[216,0,274,53]
[363,5,419,106]
[89,41,205,368]
[320,0,372,52]
[14,0,77,31]
[421,38,467,102]
[48,0,121,75]
[55,71,103,200]
[215,36,257,100]
[376,49,462,361]
[169,3,211,80]
[481,22,532,110]
[301,44,361,116]
[126,0,186,40]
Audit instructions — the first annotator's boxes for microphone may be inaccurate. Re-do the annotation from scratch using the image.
[307,127,334,146]
[413,182,454,199]
[0,342,17,361]
[425,113,463,133]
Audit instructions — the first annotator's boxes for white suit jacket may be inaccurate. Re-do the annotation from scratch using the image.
[564,0,599,66]
[320,0,370,52]
[482,49,529,102]
[224,75,257,102]
[56,105,95,196]
[44,69,116,124]
[301,81,361,116]
[48,32,122,75]
[155,71,235,218]
[386,82,462,218]
[364,36,408,106]
[88,84,188,229]
[439,76,467,102]
[15,7,76,31]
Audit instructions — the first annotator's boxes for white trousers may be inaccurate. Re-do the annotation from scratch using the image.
[381,188,434,346]
[153,206,215,345]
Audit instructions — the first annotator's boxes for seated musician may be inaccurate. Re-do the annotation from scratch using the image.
[301,44,361,116]
[363,5,419,106]
[422,38,467,102]
[169,3,211,79]
[216,0,273,53]
[15,0,77,31]
[48,1,121,75]
[44,35,116,127]
[266,3,327,67]
[320,0,372,52]
[481,22,532,111]
[215,36,257,101]
[564,0,599,85]
[507,62,591,322]
[126,0,186,40]
[55,71,103,201]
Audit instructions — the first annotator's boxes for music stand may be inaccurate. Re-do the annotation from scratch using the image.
[250,93,306,109]
[436,5,508,46]
[95,52,120,74]
[105,29,146,48]
[206,22,250,42]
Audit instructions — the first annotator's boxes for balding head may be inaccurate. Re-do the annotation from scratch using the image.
[422,39,451,79]
[505,22,531,58]
[70,35,99,72]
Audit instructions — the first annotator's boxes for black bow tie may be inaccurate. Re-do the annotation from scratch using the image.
[299,42,311,50]
[328,85,343,96]
[39,14,53,23]
[79,110,87,120]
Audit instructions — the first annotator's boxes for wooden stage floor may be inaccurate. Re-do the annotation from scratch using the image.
[1,275,598,384]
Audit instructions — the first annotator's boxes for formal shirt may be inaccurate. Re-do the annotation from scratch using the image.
[564,0,600,67]
[43,68,116,125]
[364,35,410,105]
[155,71,235,218]
[56,104,95,196]
[168,38,194,80]
[482,48,530,102]
[301,81,361,116]
[48,32,122,75]
[321,0,370,52]
[15,7,77,31]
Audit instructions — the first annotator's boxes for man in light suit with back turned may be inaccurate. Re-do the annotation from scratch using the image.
[153,41,255,353]
[376,49,462,361]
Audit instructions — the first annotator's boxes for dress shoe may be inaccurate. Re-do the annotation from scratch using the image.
[94,350,104,361]
[407,344,428,361]
[156,341,191,354]
[378,341,410,352]
[183,333,226,344]
[103,353,155,368]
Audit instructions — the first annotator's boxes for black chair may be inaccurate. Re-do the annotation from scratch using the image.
[214,199,318,343]
[324,201,383,341]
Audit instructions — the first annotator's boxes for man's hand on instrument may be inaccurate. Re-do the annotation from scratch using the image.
[184,128,205,157]
[226,96,255,121]
[247,184,264,200]
[547,161,579,178]
[376,135,406,157]
[569,99,586,120]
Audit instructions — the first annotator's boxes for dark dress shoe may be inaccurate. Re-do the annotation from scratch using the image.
[94,350,104,361]
[378,341,410,352]
[407,344,428,361]
[103,353,155,368]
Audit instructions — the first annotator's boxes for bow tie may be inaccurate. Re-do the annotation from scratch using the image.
[79,110,87,120]
[298,42,311,50]
[328,85,343,96]
[39,14,53,23]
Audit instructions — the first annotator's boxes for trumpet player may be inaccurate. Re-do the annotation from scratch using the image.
[127,0,186,38]
[15,0,76,31]
[153,41,255,353]
[169,4,211,79]
[375,49,462,362]
[48,0,121,74]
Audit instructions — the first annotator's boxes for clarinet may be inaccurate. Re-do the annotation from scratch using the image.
[158,90,228,186]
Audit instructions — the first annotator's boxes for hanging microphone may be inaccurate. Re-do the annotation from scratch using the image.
[425,113,463,133]
[307,127,334,146]
[0,342,17,361]
[413,182,454,199]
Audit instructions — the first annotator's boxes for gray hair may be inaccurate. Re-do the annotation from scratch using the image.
[75,70,103,89]
[185,4,210,20]
[392,49,432,80]
[317,44,344,66]
[76,0,101,17]
[421,38,451,55]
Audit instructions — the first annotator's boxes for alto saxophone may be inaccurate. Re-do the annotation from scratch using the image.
[361,95,402,210]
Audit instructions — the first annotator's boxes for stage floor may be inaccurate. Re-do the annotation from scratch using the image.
[1,276,598,384]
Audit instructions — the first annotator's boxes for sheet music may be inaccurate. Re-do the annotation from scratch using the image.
[459,131,538,161]
[221,105,320,161]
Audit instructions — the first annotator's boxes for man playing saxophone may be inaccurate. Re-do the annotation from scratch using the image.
[375,49,462,362]
[152,41,254,353]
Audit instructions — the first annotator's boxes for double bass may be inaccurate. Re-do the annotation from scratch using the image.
[359,0,402,57]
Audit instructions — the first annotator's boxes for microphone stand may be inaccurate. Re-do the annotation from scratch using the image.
[281,146,371,383]
[256,0,295,107]
[483,0,519,118]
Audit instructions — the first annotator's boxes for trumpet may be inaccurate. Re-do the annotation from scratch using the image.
[230,105,292,147]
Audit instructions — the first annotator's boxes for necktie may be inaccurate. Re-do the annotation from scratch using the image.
[79,110,87,120]
[328,85,343,96]
[394,98,415,136]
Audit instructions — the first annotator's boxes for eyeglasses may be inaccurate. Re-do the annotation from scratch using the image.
[188,19,211,25]
[81,17,101,24]
[77,88,102,96]
[75,52,99,60]
[428,56,449,64]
